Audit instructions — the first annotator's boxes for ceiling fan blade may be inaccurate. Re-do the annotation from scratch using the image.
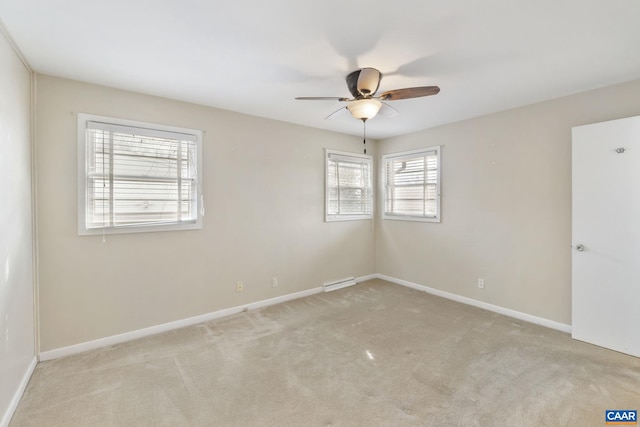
[377,102,399,118]
[356,68,381,96]
[295,96,349,101]
[346,70,360,98]
[324,106,349,120]
[379,86,440,101]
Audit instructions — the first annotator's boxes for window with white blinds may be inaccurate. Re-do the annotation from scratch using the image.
[325,149,373,221]
[78,114,203,235]
[383,146,440,222]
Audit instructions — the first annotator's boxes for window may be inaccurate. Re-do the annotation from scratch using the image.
[325,149,373,221]
[383,146,440,222]
[77,114,203,235]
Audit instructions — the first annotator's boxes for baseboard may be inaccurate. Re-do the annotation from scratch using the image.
[40,285,326,361]
[39,273,568,361]
[355,273,378,283]
[1,356,37,427]
[377,274,572,334]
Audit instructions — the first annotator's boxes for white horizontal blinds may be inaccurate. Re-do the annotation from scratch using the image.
[86,121,198,229]
[327,152,372,216]
[385,149,438,217]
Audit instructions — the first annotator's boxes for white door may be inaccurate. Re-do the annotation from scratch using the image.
[572,115,640,357]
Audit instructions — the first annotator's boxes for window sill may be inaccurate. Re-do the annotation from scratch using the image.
[78,219,203,236]
[325,215,373,222]
[382,214,440,223]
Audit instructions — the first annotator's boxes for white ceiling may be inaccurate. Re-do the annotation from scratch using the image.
[1,0,640,139]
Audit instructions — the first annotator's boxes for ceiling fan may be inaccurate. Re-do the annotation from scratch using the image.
[295,67,440,122]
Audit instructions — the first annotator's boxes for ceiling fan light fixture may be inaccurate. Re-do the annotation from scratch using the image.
[347,99,382,121]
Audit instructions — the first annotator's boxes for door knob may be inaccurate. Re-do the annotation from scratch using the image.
[575,244,585,251]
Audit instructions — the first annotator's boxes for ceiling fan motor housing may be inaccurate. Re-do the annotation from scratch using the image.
[346,68,382,98]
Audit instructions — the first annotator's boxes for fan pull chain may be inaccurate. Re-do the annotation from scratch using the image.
[363,119,367,154]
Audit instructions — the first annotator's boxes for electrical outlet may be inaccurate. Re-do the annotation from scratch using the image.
[236,281,244,292]
[477,278,485,289]
[272,277,278,287]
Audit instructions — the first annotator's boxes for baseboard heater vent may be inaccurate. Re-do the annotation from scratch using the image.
[323,277,356,292]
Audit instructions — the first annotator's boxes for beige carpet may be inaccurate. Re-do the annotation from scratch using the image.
[10,279,640,426]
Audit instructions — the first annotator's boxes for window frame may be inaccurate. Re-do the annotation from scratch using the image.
[325,149,373,222]
[77,113,203,235]
[382,146,441,222]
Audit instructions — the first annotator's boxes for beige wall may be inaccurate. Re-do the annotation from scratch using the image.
[376,79,640,325]
[35,75,376,351]
[0,28,35,424]
[34,72,640,351]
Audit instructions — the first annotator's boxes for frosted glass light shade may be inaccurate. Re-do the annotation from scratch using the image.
[347,99,382,120]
